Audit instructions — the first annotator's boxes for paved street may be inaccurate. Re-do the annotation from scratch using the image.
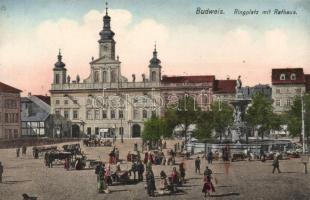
[0,140,309,200]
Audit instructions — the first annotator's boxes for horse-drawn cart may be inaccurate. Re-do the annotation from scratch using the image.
[111,171,130,184]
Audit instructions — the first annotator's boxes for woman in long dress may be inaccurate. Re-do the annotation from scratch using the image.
[202,167,215,197]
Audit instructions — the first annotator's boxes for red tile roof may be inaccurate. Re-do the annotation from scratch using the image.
[161,75,215,83]
[34,95,51,105]
[0,82,22,93]
[213,80,236,94]
[272,68,305,84]
[305,74,310,93]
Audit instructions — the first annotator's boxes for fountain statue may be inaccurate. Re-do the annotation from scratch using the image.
[229,76,251,143]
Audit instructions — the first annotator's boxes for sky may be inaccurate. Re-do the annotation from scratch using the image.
[0,0,309,95]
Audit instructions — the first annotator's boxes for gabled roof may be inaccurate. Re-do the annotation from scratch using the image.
[161,75,215,83]
[213,79,236,94]
[0,82,22,93]
[272,68,305,84]
[34,95,51,105]
[89,56,120,65]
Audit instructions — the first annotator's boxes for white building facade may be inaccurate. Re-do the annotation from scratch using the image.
[50,8,234,138]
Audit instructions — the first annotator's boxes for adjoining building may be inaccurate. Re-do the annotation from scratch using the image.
[50,6,235,138]
[0,82,22,140]
[21,94,71,138]
[241,84,272,99]
[272,68,310,113]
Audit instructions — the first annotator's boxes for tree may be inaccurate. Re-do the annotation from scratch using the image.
[164,95,202,143]
[245,93,282,140]
[286,93,310,143]
[211,101,234,143]
[142,114,163,142]
[193,111,214,140]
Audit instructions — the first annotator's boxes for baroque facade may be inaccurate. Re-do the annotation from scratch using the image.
[50,7,235,138]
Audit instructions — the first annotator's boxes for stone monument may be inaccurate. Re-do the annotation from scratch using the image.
[230,76,251,142]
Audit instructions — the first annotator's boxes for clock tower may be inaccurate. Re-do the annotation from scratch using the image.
[98,3,115,60]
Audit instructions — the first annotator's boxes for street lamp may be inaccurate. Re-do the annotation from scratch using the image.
[301,94,306,153]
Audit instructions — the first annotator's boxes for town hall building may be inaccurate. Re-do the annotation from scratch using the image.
[50,6,235,138]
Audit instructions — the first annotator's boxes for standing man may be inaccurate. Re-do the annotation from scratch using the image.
[207,151,213,164]
[272,154,281,173]
[146,170,156,197]
[0,162,3,183]
[137,160,145,181]
[16,148,20,158]
[195,156,201,174]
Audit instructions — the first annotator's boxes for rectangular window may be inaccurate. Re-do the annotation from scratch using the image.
[286,99,291,107]
[133,109,139,119]
[87,127,91,135]
[111,110,115,119]
[275,100,280,106]
[119,110,124,119]
[101,110,107,119]
[95,109,100,120]
[95,127,99,135]
[276,89,280,94]
[55,100,60,105]
[64,110,69,119]
[295,88,301,94]
[55,74,60,84]
[143,110,148,118]
[86,109,92,120]
[64,100,68,105]
[5,113,8,123]
[55,109,60,116]
[73,110,78,119]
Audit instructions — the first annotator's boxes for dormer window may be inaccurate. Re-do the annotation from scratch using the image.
[290,73,296,80]
[280,73,286,80]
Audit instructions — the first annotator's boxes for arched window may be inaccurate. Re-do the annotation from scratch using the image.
[280,73,286,80]
[290,73,296,80]
[151,71,156,81]
[102,71,107,82]
[94,71,99,83]
[55,74,60,84]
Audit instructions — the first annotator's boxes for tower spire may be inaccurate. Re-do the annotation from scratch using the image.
[105,1,108,15]
[58,49,62,61]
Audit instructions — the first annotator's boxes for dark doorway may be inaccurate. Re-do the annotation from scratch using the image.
[132,124,141,138]
[72,124,80,138]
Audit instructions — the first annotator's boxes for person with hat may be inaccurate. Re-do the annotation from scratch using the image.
[195,156,201,174]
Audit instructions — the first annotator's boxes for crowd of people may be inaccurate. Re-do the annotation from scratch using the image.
[1,140,287,199]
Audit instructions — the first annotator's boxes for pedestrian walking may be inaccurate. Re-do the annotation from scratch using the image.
[179,162,186,184]
[195,156,201,174]
[272,154,281,173]
[207,151,213,164]
[202,170,215,197]
[105,164,112,186]
[22,145,27,156]
[0,161,3,183]
[146,170,156,197]
[137,160,145,181]
[130,161,138,181]
[16,148,20,157]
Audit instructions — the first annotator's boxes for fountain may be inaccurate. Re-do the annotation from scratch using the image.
[229,76,251,143]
